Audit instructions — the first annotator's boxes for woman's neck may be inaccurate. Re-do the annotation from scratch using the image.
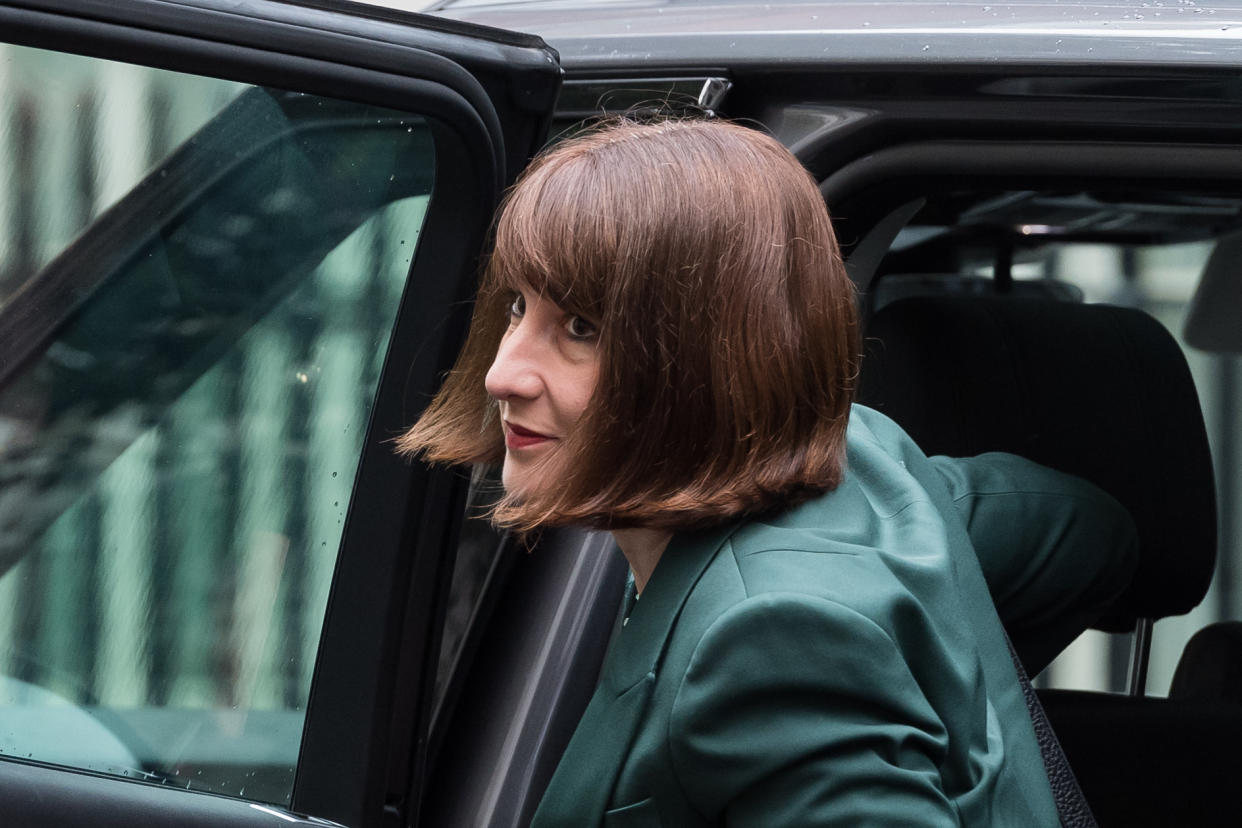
[610,527,673,595]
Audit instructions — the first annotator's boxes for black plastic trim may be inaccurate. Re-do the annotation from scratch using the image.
[420,529,627,828]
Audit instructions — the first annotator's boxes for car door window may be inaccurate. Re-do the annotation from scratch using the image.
[0,42,432,805]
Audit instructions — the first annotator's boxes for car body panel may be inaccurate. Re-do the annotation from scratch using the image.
[424,0,1242,69]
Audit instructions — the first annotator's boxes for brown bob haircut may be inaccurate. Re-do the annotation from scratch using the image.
[398,116,859,532]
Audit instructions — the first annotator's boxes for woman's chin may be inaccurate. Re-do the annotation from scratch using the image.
[501,449,562,500]
[500,464,540,501]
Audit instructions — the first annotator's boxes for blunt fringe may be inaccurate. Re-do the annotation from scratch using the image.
[397,116,859,532]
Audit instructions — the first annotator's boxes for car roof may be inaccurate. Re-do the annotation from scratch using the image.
[345,0,1242,69]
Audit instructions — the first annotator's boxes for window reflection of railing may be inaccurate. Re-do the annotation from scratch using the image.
[0,46,425,803]
[0,51,241,310]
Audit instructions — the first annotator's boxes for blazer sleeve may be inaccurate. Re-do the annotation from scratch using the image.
[668,592,960,827]
[930,452,1139,674]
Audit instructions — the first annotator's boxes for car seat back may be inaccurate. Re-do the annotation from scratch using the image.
[857,296,1217,635]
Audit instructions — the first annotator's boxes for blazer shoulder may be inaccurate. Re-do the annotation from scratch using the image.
[665,588,960,823]
[694,531,935,656]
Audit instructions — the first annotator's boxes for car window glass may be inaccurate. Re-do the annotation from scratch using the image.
[0,43,244,309]
[0,42,433,805]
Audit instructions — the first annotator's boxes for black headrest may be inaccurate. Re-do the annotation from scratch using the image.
[858,296,1216,628]
[1169,622,1242,703]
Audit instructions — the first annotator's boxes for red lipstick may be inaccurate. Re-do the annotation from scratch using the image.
[505,421,554,450]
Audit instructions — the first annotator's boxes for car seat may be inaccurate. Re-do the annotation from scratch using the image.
[858,296,1215,670]
[858,295,1231,828]
[1169,621,1242,704]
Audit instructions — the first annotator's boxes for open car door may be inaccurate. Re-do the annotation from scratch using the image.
[0,1,559,826]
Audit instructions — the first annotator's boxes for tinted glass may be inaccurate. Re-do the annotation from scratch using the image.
[0,43,433,804]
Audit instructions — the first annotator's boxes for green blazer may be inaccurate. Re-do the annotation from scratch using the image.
[532,405,1137,827]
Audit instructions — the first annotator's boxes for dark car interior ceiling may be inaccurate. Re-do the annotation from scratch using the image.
[822,140,1242,299]
[867,189,1242,304]
[835,181,1242,338]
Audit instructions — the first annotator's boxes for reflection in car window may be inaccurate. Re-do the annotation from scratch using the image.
[0,44,433,805]
[0,43,245,310]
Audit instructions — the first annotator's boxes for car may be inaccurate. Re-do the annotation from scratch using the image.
[0,0,1237,825]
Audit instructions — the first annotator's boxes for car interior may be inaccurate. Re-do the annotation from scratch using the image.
[849,184,1235,827]
[424,141,1242,827]
[857,284,1223,828]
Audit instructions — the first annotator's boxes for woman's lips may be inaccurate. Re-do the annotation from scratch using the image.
[505,421,554,450]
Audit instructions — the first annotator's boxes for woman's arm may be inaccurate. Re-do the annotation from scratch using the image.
[930,452,1139,675]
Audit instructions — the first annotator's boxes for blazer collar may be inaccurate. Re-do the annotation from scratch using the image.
[532,520,741,828]
[598,519,741,695]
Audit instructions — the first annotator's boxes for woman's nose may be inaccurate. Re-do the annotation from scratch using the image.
[485,325,544,401]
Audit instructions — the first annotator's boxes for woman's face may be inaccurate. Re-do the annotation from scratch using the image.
[484,287,599,497]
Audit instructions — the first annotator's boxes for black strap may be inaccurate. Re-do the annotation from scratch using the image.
[1005,633,1099,828]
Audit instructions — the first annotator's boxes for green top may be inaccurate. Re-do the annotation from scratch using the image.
[533,405,1137,827]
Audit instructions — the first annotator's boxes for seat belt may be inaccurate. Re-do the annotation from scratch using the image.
[1004,632,1099,828]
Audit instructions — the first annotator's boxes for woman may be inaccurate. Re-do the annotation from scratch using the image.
[400,118,1135,826]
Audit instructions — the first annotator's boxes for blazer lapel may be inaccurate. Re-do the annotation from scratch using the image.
[531,522,740,828]
[530,667,656,828]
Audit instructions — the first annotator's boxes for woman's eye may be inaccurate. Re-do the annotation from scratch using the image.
[566,315,597,341]
[507,293,525,319]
